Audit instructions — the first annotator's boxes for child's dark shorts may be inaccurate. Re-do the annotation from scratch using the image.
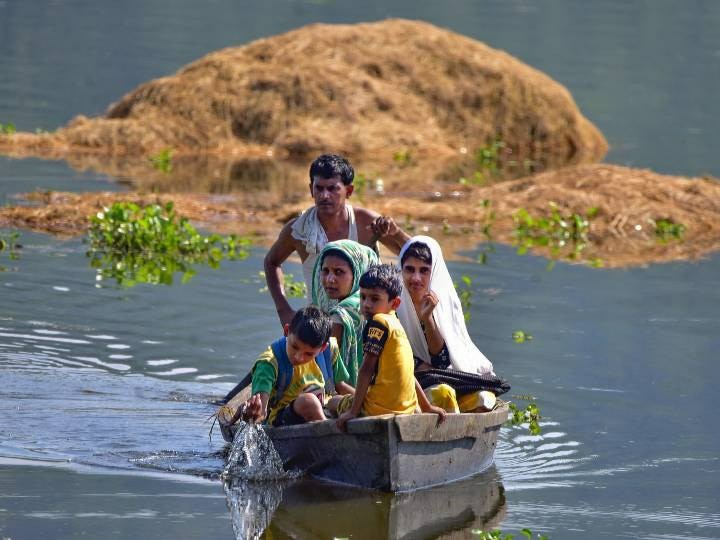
[271,400,306,427]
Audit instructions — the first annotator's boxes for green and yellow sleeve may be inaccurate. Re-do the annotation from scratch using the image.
[251,346,278,395]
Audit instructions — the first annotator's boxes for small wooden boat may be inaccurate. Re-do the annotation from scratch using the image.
[218,393,508,492]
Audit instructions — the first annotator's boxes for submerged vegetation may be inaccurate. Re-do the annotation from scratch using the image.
[476,198,496,265]
[0,231,21,271]
[454,275,473,321]
[149,148,173,173]
[86,201,251,287]
[513,202,603,267]
[460,139,506,186]
[654,217,686,242]
[258,271,306,298]
[0,122,17,135]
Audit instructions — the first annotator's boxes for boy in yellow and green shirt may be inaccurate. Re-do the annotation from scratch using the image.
[331,264,446,430]
[238,305,354,426]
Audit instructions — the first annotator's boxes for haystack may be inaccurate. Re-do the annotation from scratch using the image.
[3,164,719,268]
[0,19,606,171]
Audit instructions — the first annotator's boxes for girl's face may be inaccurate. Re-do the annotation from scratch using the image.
[321,254,354,300]
[402,256,432,300]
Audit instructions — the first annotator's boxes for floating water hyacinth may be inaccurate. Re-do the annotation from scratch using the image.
[86,201,252,287]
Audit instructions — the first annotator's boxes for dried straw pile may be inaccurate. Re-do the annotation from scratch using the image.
[3,164,718,267]
[0,19,606,169]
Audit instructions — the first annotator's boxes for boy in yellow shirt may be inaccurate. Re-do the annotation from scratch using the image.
[332,264,446,430]
[238,305,353,426]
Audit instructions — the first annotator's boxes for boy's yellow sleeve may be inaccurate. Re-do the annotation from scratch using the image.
[251,346,277,395]
[329,338,350,385]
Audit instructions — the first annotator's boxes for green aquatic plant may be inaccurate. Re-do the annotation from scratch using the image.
[459,139,506,186]
[654,217,686,241]
[86,201,252,287]
[393,148,412,165]
[471,528,548,539]
[354,172,369,200]
[454,275,473,322]
[0,122,17,135]
[513,202,600,266]
[149,148,173,173]
[402,215,417,233]
[507,399,541,436]
[512,330,533,343]
[0,231,22,272]
[476,199,496,265]
[0,231,21,259]
[258,271,306,299]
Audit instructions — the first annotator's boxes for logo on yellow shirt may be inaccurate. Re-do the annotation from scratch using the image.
[368,326,385,341]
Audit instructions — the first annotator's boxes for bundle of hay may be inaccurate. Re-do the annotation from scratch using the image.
[1,19,606,170]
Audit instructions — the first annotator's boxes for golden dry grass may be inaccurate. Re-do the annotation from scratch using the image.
[0,19,606,172]
[2,164,718,268]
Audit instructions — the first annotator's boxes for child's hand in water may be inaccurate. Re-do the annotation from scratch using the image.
[242,394,266,424]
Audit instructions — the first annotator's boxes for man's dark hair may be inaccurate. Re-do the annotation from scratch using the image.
[309,154,354,186]
[289,306,331,348]
[400,241,432,267]
[359,264,402,300]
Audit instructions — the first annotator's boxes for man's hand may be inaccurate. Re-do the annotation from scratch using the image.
[242,394,266,424]
[370,215,400,239]
[336,410,357,432]
[417,291,439,323]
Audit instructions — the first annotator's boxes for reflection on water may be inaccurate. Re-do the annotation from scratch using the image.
[223,471,506,540]
[224,478,285,540]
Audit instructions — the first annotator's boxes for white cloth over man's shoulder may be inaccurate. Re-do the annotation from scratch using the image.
[291,204,358,297]
[396,235,494,376]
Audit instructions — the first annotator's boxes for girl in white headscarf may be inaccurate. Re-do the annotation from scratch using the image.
[397,236,496,412]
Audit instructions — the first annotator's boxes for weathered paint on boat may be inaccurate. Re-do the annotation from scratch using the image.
[220,400,508,492]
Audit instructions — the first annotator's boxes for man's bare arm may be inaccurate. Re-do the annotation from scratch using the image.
[264,223,299,326]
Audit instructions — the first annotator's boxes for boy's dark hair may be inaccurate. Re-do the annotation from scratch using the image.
[289,306,331,348]
[309,154,354,186]
[359,264,402,300]
[400,241,432,267]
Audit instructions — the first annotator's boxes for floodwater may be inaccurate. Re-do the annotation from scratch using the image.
[1,1,719,539]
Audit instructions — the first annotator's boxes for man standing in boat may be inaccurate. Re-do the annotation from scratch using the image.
[264,153,410,326]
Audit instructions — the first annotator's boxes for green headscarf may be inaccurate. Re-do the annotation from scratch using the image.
[311,240,379,385]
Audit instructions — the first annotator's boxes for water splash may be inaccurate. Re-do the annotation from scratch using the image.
[224,477,285,540]
[223,421,287,480]
[222,422,298,540]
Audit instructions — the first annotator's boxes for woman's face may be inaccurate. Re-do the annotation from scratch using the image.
[402,256,432,300]
[321,254,354,300]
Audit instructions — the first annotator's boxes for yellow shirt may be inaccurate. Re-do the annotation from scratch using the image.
[362,311,418,416]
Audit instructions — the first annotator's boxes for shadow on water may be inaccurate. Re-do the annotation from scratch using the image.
[223,470,506,540]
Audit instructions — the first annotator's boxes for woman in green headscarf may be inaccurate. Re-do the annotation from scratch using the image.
[312,240,379,385]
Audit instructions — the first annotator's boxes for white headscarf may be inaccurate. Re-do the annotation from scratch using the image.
[396,235,494,375]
